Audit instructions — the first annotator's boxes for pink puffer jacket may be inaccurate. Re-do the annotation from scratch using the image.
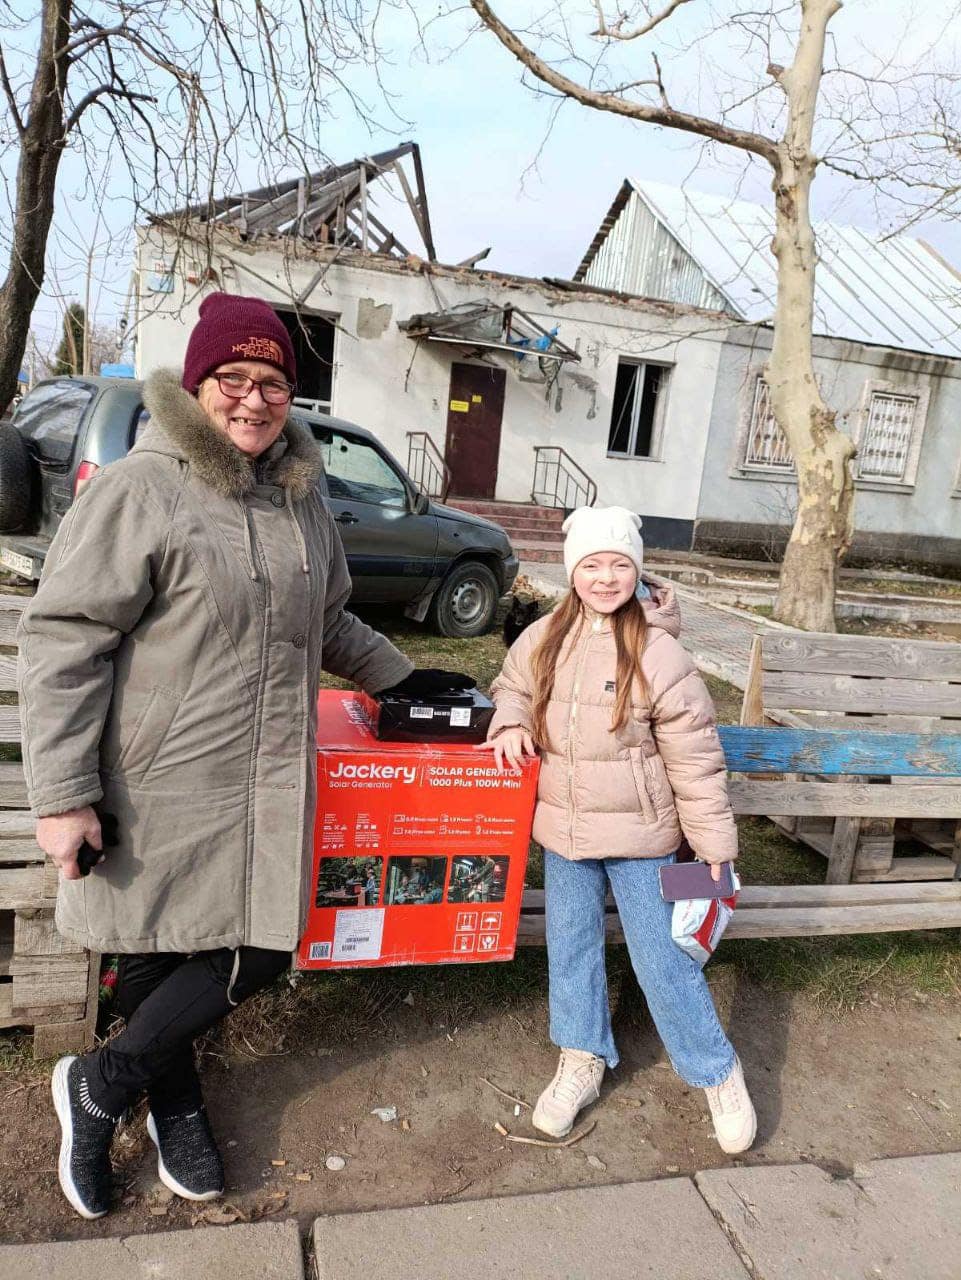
[489,578,737,864]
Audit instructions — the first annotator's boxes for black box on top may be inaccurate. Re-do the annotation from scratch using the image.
[359,687,495,744]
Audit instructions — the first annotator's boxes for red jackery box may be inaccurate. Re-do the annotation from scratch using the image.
[296,691,539,970]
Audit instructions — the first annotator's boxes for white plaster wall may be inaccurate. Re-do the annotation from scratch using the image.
[697,323,961,540]
[135,228,729,520]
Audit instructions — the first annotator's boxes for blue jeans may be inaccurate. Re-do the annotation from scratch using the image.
[544,850,736,1087]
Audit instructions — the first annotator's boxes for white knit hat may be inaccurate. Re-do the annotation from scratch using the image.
[562,506,644,582]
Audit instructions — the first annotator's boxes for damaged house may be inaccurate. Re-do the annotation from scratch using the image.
[133,144,733,552]
[133,149,961,565]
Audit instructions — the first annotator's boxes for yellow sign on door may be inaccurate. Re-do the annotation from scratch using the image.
[449,399,470,412]
[471,394,482,403]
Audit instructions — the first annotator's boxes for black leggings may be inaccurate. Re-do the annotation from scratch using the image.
[91,947,290,1116]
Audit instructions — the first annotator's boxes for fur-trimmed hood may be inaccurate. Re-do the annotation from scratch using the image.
[137,368,323,500]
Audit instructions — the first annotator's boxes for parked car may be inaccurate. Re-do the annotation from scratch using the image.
[0,376,517,637]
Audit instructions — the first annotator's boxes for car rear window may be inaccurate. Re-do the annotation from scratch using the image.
[14,380,94,464]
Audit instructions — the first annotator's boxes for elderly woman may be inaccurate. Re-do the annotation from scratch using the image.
[19,293,455,1220]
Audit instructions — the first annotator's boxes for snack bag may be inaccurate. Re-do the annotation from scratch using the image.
[670,871,740,967]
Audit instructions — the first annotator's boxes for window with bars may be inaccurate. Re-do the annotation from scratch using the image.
[857,392,920,482]
[607,360,670,459]
[743,377,793,470]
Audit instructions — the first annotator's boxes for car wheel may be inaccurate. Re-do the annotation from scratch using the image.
[429,560,499,638]
[0,421,33,532]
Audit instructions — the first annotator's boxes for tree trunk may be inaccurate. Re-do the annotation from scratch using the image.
[0,0,72,412]
[767,0,855,631]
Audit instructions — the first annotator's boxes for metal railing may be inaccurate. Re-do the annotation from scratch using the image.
[406,431,452,501]
[531,446,597,509]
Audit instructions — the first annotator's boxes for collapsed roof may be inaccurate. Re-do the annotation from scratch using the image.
[156,142,437,262]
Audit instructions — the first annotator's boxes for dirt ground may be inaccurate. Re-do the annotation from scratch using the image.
[2,967,959,1246]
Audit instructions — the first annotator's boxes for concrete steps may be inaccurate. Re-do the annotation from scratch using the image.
[513,542,565,563]
[445,499,565,563]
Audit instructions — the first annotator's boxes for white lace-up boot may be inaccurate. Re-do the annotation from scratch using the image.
[532,1048,605,1138]
[704,1057,756,1154]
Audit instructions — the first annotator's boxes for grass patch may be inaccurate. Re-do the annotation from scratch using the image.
[0,1028,50,1076]
[702,672,743,726]
[714,930,961,1013]
[319,607,508,696]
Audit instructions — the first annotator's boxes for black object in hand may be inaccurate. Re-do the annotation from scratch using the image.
[379,668,475,698]
[77,811,118,877]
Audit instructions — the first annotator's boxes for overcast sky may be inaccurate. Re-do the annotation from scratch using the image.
[8,0,960,358]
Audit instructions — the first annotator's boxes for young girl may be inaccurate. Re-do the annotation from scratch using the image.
[483,506,755,1153]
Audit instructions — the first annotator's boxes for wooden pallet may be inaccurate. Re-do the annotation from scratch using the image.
[740,631,961,883]
[517,880,961,944]
[0,593,98,1057]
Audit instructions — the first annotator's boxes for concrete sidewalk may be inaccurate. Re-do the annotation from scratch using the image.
[312,1153,961,1279]
[520,558,789,689]
[4,1153,957,1279]
[0,1219,304,1280]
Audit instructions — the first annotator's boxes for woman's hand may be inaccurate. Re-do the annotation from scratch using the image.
[474,727,536,772]
[36,807,102,881]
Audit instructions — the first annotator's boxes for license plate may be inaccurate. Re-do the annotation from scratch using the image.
[0,547,34,577]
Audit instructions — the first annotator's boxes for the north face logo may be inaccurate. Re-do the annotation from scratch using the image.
[231,336,284,364]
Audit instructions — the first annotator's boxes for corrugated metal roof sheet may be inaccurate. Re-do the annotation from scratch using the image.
[579,179,961,360]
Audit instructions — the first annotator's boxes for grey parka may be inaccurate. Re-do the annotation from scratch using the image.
[18,370,413,954]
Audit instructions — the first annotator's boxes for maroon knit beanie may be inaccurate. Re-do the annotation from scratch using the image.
[181,293,297,393]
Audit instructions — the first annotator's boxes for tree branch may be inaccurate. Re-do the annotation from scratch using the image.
[62,24,129,61]
[592,0,694,41]
[65,83,156,134]
[0,45,24,136]
[468,0,778,162]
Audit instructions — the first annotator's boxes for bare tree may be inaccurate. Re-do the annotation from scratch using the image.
[0,0,392,413]
[467,0,954,630]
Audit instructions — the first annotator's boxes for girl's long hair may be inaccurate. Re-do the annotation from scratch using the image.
[529,589,649,750]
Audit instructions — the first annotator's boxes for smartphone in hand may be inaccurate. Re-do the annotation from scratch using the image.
[658,860,736,902]
[77,811,119,877]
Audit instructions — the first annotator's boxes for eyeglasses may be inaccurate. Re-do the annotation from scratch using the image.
[209,371,294,404]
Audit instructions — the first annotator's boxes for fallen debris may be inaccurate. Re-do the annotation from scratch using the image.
[481,1077,530,1109]
[326,1155,347,1172]
[505,1120,597,1149]
[371,1106,398,1123]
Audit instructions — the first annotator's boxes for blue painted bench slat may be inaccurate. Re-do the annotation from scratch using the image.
[718,726,961,778]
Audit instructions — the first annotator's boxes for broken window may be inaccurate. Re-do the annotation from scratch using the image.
[280,311,336,413]
[857,391,921,483]
[607,360,669,458]
[743,377,793,470]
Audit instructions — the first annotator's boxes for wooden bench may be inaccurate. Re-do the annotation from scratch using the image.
[518,723,961,942]
[0,594,98,1056]
[740,631,961,882]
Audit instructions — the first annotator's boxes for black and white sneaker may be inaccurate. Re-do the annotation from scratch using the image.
[51,1055,118,1219]
[147,1106,224,1201]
